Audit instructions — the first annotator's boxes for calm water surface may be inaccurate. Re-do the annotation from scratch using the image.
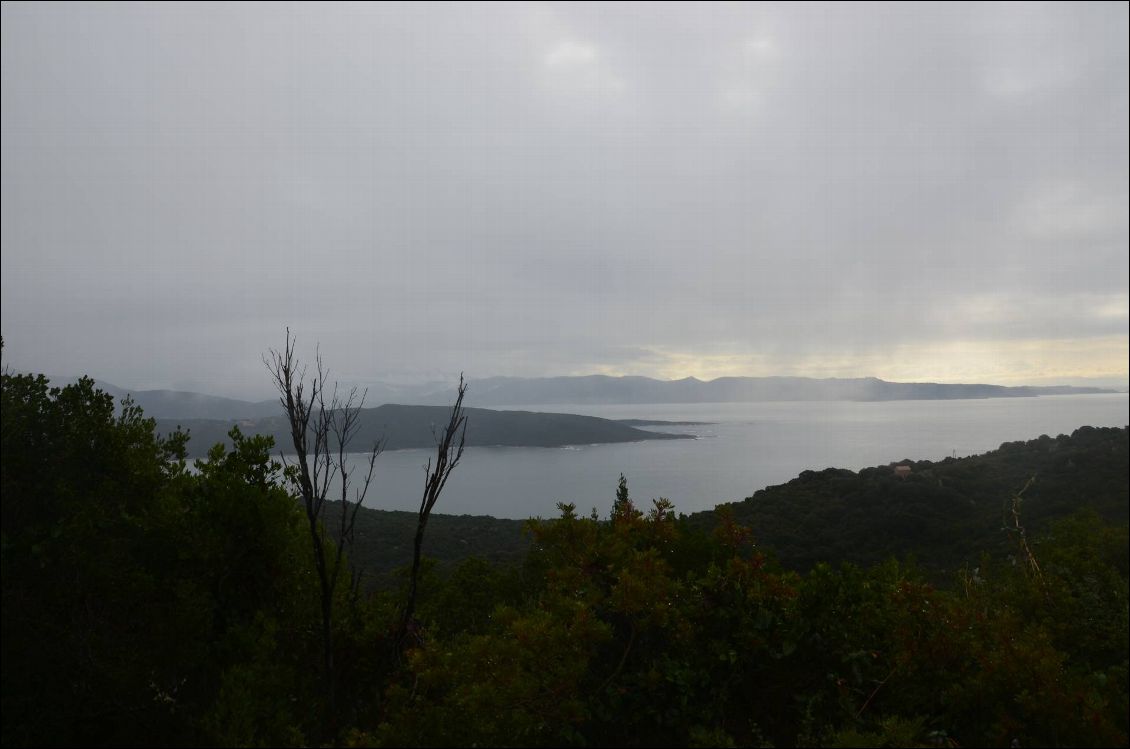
[315,394,1128,519]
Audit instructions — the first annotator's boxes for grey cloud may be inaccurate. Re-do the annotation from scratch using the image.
[2,2,1127,397]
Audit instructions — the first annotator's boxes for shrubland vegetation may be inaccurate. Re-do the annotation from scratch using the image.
[2,355,1127,747]
[696,425,1129,577]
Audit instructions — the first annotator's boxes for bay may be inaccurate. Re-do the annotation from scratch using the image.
[308,393,1128,520]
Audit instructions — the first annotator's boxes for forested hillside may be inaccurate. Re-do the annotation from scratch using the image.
[3,368,1126,747]
[691,425,1130,577]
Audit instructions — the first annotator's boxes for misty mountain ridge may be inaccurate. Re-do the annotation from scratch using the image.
[51,374,1115,421]
[459,375,1114,406]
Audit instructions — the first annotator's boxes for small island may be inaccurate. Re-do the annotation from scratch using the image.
[159,404,695,458]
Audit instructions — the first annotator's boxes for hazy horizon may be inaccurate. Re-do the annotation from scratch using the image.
[3,2,1127,399]
[31,368,1130,405]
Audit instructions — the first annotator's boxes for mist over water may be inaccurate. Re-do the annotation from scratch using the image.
[303,393,1129,519]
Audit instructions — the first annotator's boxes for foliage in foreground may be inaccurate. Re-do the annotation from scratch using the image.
[2,368,1127,747]
[372,500,1127,748]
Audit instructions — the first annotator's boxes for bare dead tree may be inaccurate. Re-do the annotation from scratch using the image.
[397,374,468,650]
[1003,475,1044,584]
[264,329,381,739]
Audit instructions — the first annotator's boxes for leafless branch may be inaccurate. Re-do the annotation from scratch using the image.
[1003,476,1043,583]
[263,328,384,742]
[397,374,468,650]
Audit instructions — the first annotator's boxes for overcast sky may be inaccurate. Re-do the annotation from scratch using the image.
[2,2,1127,399]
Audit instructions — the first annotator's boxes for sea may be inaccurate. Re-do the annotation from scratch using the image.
[314,393,1129,520]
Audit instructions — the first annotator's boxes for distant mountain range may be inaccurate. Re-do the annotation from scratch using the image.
[47,378,282,420]
[51,374,1115,422]
[439,375,1115,407]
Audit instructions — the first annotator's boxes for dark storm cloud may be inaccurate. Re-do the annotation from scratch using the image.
[2,2,1127,396]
